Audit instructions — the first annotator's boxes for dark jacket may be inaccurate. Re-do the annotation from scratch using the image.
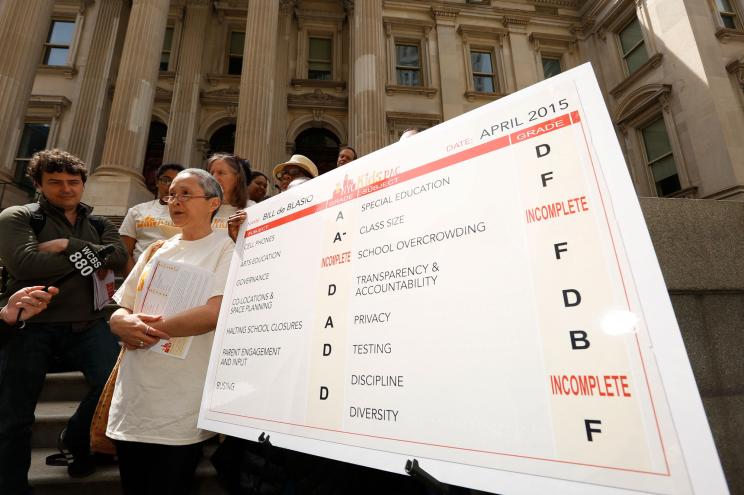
[0,196,127,323]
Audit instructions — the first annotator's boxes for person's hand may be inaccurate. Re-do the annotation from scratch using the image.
[37,238,69,253]
[227,209,247,242]
[1,286,59,325]
[110,312,170,350]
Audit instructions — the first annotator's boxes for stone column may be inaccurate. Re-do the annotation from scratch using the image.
[348,0,387,155]
[269,1,294,171]
[432,6,461,121]
[83,0,170,216]
[163,0,209,166]
[68,0,128,167]
[0,0,54,181]
[234,0,280,177]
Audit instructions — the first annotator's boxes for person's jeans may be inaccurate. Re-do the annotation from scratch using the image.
[0,319,119,495]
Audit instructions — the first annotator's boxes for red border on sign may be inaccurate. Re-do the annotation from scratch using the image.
[214,109,670,477]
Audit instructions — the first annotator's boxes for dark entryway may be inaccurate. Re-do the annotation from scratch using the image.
[294,128,340,175]
[209,124,236,156]
[142,121,167,195]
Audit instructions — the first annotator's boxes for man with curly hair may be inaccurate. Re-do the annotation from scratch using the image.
[0,149,127,493]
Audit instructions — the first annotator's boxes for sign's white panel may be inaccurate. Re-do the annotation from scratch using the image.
[198,64,728,495]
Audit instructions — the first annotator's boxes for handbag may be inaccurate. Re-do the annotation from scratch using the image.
[89,346,124,454]
[89,240,166,454]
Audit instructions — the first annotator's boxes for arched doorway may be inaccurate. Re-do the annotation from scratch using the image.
[142,121,167,195]
[294,128,339,175]
[209,124,236,156]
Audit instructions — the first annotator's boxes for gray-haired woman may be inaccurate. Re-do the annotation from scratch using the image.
[108,168,234,494]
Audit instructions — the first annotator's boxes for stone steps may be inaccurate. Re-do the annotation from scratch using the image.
[32,401,78,449]
[38,372,90,403]
[29,370,225,494]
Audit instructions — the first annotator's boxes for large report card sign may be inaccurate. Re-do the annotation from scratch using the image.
[199,64,728,495]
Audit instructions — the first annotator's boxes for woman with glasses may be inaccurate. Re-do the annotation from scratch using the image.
[108,169,234,495]
[119,163,184,275]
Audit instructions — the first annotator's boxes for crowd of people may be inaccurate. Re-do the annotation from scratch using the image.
[0,134,454,494]
[0,143,369,495]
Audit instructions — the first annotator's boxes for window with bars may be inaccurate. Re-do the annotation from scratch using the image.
[396,43,422,87]
[618,17,649,75]
[160,27,174,71]
[641,117,681,196]
[470,50,496,93]
[14,123,50,189]
[542,57,562,79]
[43,20,75,66]
[308,38,332,80]
[228,31,245,75]
[716,0,742,29]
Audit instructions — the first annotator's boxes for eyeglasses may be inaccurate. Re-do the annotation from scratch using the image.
[157,176,174,185]
[277,168,307,180]
[163,194,215,203]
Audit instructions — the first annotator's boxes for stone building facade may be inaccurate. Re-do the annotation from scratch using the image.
[0,0,743,216]
[1,1,744,492]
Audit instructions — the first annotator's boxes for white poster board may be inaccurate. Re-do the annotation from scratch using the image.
[198,64,728,495]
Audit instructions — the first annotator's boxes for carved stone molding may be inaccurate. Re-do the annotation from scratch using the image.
[201,86,240,105]
[78,0,94,14]
[458,24,508,43]
[37,64,77,79]
[664,186,698,199]
[28,95,71,119]
[609,53,663,98]
[464,90,505,102]
[503,16,530,28]
[154,86,173,103]
[534,5,559,16]
[213,1,247,21]
[431,6,459,23]
[726,58,744,91]
[287,88,347,110]
[342,0,353,16]
[530,0,580,7]
[716,27,744,43]
[385,85,438,98]
[386,111,441,137]
[613,83,671,125]
[206,73,241,86]
[279,0,297,14]
[290,79,347,92]
[704,184,744,200]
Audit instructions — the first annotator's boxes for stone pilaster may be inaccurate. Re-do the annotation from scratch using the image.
[432,6,461,121]
[234,0,280,177]
[163,0,210,166]
[68,0,128,167]
[84,0,171,216]
[348,0,387,155]
[504,16,536,90]
[0,0,55,180]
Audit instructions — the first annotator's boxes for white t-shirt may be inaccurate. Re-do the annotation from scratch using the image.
[108,232,235,445]
[211,204,238,234]
[118,199,174,261]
